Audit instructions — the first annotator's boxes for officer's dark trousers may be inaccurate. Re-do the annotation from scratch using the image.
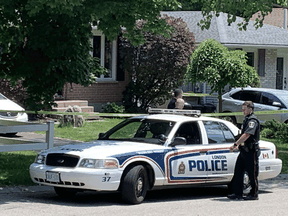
[232,150,259,197]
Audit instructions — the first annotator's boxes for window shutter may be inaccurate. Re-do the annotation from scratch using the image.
[258,49,265,76]
[116,37,125,81]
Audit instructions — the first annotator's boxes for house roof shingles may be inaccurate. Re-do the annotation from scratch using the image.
[162,11,288,47]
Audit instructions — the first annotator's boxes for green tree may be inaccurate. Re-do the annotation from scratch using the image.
[186,39,259,112]
[121,15,195,113]
[0,0,180,110]
[194,0,287,30]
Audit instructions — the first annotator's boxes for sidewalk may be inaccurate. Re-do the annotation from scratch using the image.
[1,131,84,147]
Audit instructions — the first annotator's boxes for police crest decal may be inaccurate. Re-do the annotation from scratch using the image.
[178,161,185,174]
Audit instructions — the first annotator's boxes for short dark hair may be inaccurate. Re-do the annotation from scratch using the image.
[242,101,254,110]
[174,89,183,97]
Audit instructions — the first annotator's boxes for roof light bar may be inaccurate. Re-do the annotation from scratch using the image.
[148,108,201,117]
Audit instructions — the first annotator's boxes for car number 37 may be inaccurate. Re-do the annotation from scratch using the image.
[29,109,282,204]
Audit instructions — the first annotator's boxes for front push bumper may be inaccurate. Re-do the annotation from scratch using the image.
[29,163,122,191]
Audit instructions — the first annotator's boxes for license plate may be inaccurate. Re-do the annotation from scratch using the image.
[46,172,60,183]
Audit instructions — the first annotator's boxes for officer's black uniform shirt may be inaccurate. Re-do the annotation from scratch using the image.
[167,98,177,109]
[241,113,260,149]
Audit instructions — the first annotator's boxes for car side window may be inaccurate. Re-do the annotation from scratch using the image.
[175,122,201,144]
[219,123,235,143]
[261,92,282,106]
[231,91,241,99]
[203,121,226,144]
[239,91,260,103]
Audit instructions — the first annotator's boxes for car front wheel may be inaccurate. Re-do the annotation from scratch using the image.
[121,165,148,204]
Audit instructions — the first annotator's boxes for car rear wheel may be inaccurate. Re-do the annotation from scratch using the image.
[121,165,148,204]
[54,187,78,198]
[243,171,251,195]
[227,171,251,195]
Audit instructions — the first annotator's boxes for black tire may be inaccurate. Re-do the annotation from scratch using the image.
[54,187,77,198]
[243,171,251,195]
[227,171,251,195]
[121,165,148,204]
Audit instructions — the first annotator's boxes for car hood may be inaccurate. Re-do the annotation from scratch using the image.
[0,99,24,111]
[40,140,167,158]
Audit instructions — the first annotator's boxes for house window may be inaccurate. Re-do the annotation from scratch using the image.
[258,49,265,76]
[92,33,117,81]
[246,52,254,67]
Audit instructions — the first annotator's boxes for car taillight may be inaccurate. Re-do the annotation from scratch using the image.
[275,146,278,158]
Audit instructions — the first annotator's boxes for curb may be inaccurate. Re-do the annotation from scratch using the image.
[1,174,287,195]
[0,185,53,194]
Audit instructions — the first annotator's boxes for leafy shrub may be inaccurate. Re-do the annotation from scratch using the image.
[261,119,288,142]
[120,15,195,113]
[101,102,125,113]
[261,128,274,139]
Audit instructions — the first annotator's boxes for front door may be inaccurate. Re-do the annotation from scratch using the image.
[202,121,237,183]
[276,57,284,90]
[167,122,208,184]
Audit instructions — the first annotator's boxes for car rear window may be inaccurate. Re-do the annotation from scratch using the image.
[231,90,260,103]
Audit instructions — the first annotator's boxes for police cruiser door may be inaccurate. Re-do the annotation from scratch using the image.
[167,122,209,184]
[202,120,237,183]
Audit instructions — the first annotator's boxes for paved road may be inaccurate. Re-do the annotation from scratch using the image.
[1,176,288,216]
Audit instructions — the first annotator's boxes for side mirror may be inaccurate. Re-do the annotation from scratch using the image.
[272,101,282,108]
[98,133,106,140]
[235,129,241,140]
[158,134,168,143]
[170,137,187,147]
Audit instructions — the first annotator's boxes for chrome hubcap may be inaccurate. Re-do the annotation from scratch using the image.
[243,173,249,185]
[137,177,143,194]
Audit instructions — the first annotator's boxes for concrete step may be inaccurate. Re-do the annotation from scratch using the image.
[53,106,94,113]
[54,100,89,108]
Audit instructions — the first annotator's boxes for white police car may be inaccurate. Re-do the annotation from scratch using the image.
[29,109,282,204]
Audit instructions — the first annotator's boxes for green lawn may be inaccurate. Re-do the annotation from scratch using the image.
[43,118,124,142]
[0,151,37,186]
[0,119,287,186]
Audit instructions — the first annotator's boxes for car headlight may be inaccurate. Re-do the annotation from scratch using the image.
[35,154,45,164]
[79,159,118,169]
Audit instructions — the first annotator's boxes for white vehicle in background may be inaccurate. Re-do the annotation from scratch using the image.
[0,93,28,134]
[30,109,282,204]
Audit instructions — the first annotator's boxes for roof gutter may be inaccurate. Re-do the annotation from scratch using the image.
[222,43,288,49]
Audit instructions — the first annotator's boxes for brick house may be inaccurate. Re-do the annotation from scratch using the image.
[251,6,288,29]
[60,27,130,112]
[61,11,288,111]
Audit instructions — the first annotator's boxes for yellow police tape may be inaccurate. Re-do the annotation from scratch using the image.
[1,109,288,118]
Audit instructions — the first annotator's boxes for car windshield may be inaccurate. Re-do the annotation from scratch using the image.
[0,94,7,100]
[277,93,288,106]
[100,118,176,145]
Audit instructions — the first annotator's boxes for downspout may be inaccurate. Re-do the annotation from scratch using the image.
[284,8,287,29]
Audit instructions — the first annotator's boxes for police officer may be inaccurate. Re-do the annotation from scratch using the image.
[227,101,260,200]
[167,89,183,109]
